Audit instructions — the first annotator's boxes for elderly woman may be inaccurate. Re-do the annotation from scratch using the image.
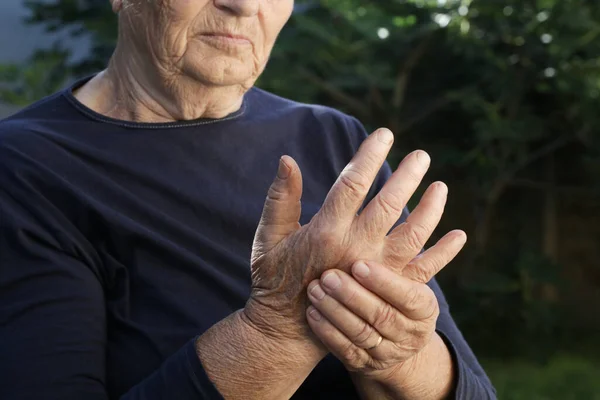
[0,0,495,399]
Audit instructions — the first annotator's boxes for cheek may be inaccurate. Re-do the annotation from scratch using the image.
[161,0,209,16]
[259,0,294,52]
[154,0,210,58]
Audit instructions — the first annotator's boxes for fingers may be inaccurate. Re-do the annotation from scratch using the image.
[348,262,440,321]
[307,305,417,373]
[306,305,375,371]
[358,150,431,238]
[309,266,436,339]
[306,267,438,371]
[403,230,467,284]
[253,156,303,256]
[307,272,407,346]
[320,128,394,226]
[384,181,448,268]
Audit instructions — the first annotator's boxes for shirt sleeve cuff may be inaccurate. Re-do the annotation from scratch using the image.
[186,336,225,399]
[122,337,224,399]
[436,330,496,400]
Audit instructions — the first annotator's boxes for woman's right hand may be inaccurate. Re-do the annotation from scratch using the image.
[243,128,460,345]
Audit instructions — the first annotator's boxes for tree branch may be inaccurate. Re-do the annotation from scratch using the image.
[297,67,369,117]
[500,126,588,182]
[483,124,590,204]
[369,85,385,111]
[396,95,453,135]
[508,178,600,195]
[392,32,436,110]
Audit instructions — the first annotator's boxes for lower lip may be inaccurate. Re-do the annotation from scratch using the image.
[199,35,251,46]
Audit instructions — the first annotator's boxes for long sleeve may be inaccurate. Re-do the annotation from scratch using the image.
[0,185,223,400]
[122,338,224,399]
[429,278,497,399]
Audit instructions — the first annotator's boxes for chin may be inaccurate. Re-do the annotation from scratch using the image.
[184,58,255,87]
[183,44,258,87]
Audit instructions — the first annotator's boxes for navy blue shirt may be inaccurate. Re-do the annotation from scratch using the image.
[0,78,495,399]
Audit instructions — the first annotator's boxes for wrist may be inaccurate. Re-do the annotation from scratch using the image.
[239,306,328,361]
[196,309,325,400]
[243,296,328,355]
[351,333,454,400]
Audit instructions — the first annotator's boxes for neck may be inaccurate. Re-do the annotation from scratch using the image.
[74,43,246,123]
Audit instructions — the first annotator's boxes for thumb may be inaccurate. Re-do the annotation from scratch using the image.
[253,156,303,258]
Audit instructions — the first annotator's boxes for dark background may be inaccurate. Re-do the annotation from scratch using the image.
[1,0,599,398]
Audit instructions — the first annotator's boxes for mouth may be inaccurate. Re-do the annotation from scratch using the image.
[200,32,252,45]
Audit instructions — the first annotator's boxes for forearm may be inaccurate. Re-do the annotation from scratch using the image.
[351,333,454,400]
[196,310,326,399]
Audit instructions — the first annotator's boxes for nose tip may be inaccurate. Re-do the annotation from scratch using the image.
[214,0,259,17]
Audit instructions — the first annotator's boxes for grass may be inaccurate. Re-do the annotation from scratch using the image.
[483,354,600,400]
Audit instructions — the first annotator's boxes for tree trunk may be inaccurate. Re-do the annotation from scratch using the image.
[542,154,559,263]
[474,180,506,258]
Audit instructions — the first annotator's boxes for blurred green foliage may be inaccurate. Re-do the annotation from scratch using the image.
[484,355,600,399]
[1,0,600,391]
[0,46,69,106]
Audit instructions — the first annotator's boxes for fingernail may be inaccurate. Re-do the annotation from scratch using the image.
[353,262,370,278]
[308,307,322,321]
[377,129,394,145]
[310,283,326,300]
[277,157,290,179]
[322,272,341,290]
[415,150,430,166]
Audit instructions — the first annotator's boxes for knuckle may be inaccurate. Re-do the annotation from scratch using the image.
[404,222,430,250]
[426,255,444,274]
[409,261,432,283]
[267,183,287,202]
[376,191,405,216]
[343,286,359,307]
[341,344,367,370]
[394,335,420,354]
[316,228,342,249]
[413,327,430,340]
[339,169,370,197]
[372,303,398,331]
[405,168,424,184]
[411,322,435,343]
[404,286,424,314]
[352,322,375,348]
[423,290,440,321]
[360,147,383,168]
[424,256,445,280]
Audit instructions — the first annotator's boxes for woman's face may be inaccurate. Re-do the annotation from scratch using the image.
[115,0,294,88]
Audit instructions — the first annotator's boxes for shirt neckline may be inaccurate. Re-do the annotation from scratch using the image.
[62,75,248,130]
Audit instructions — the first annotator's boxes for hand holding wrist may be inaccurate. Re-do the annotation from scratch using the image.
[304,259,462,399]
[352,333,455,400]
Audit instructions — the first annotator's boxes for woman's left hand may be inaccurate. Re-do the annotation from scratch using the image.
[306,231,465,379]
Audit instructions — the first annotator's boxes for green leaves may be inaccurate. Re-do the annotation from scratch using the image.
[0,47,69,106]
[0,0,117,104]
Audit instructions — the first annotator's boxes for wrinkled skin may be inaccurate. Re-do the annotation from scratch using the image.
[88,0,294,122]
[113,0,293,88]
[97,0,465,386]
[306,257,463,380]
[71,1,466,397]
[244,128,463,346]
